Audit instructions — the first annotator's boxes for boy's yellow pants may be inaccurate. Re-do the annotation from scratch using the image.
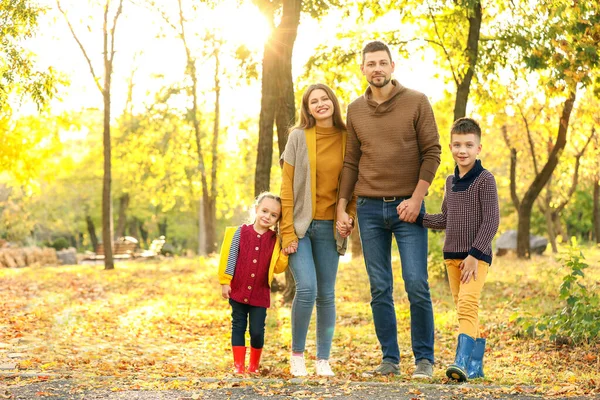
[445,259,489,338]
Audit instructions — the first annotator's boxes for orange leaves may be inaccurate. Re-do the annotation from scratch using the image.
[1,255,599,397]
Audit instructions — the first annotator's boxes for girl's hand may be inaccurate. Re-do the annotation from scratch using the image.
[283,241,298,255]
[459,256,478,284]
[221,285,231,299]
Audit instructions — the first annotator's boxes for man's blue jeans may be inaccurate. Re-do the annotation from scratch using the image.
[357,196,434,365]
[289,220,339,360]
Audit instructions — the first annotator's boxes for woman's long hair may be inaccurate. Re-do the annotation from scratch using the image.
[289,83,346,133]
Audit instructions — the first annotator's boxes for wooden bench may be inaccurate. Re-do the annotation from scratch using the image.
[92,241,138,260]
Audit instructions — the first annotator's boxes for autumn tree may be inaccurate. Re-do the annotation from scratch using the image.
[537,114,596,252]
[0,0,56,111]
[1,0,57,186]
[497,0,599,258]
[253,0,302,195]
[57,0,125,269]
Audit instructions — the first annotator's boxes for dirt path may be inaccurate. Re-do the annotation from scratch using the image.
[4,378,596,399]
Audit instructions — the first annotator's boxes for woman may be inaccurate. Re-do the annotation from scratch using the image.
[280,83,356,377]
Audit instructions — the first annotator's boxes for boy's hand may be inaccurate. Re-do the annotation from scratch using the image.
[221,285,231,299]
[459,256,478,284]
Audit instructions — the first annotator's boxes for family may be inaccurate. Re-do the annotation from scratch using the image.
[217,40,500,382]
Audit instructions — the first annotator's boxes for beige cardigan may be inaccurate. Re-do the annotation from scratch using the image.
[280,127,356,255]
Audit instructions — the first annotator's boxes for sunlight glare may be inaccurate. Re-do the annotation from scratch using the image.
[209,2,271,51]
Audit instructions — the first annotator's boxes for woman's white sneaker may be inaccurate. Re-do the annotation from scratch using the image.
[315,359,335,376]
[290,355,308,376]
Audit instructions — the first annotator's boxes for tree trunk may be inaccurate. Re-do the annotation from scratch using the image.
[516,91,576,258]
[453,0,481,121]
[127,218,138,242]
[551,212,565,243]
[282,269,296,304]
[198,197,205,255]
[255,46,277,195]
[544,204,558,253]
[204,45,221,255]
[351,229,362,260]
[254,0,302,196]
[56,0,123,270]
[158,218,167,237]
[203,196,217,254]
[102,78,114,270]
[138,220,148,248]
[594,178,600,244]
[86,215,98,251]
[115,193,129,239]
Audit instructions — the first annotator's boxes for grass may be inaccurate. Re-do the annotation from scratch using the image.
[0,244,599,396]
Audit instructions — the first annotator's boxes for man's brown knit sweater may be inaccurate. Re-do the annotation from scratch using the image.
[339,80,441,199]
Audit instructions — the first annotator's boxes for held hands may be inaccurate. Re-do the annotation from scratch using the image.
[397,198,421,223]
[221,284,231,299]
[459,255,478,284]
[336,210,354,238]
[283,241,298,255]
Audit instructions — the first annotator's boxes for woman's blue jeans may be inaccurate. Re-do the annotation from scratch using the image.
[356,196,435,365]
[289,220,339,360]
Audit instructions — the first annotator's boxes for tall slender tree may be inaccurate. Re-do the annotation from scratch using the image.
[57,0,125,269]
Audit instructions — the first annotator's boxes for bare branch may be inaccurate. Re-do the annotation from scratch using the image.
[518,104,539,175]
[502,125,520,210]
[553,127,596,214]
[109,0,125,64]
[426,1,459,86]
[56,0,103,94]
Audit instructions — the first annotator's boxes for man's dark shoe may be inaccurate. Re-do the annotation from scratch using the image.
[363,361,400,376]
[412,359,433,380]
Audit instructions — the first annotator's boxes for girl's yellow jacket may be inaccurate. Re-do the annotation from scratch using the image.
[218,226,289,286]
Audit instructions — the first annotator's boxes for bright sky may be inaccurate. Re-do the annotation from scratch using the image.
[24,0,447,140]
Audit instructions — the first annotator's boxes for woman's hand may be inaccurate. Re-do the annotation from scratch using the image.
[283,240,298,255]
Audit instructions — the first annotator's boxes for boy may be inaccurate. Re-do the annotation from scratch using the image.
[398,117,499,381]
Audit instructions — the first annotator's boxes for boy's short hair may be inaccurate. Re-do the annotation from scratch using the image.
[362,40,393,64]
[451,117,481,140]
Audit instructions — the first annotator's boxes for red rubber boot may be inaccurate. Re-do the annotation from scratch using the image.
[248,347,263,373]
[232,346,246,374]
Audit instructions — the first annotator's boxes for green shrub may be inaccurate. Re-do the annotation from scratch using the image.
[428,230,446,280]
[50,237,70,251]
[514,240,600,344]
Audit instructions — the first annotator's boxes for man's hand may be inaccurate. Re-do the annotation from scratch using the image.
[459,255,478,284]
[221,284,231,299]
[397,197,421,223]
[336,206,354,238]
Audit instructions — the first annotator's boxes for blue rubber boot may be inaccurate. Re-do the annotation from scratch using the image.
[467,338,486,379]
[446,333,475,382]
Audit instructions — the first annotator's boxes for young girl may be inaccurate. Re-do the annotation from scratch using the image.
[218,192,289,374]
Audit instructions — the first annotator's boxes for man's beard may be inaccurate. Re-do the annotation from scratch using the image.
[368,76,391,88]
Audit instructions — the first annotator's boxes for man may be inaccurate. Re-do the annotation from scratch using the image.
[336,40,441,379]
